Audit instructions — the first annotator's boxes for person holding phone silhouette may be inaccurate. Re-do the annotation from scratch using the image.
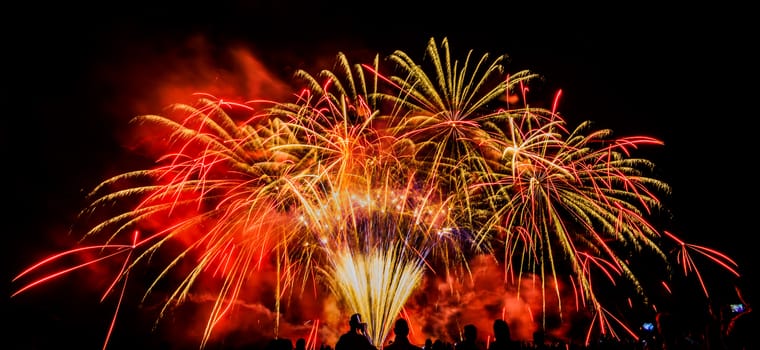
[335,313,377,350]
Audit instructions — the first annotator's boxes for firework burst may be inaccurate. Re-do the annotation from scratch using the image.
[12,37,738,348]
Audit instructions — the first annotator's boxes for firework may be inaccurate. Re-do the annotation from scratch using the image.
[12,37,739,348]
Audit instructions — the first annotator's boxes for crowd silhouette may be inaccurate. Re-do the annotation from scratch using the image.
[255,281,755,350]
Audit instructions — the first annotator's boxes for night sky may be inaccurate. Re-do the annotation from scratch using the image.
[4,2,756,349]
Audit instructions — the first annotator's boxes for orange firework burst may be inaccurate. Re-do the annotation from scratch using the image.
[12,37,739,349]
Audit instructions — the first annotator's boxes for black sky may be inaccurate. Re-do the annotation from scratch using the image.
[3,2,757,349]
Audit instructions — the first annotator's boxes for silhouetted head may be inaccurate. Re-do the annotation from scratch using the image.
[493,319,511,341]
[350,313,365,330]
[393,318,410,337]
[463,324,477,341]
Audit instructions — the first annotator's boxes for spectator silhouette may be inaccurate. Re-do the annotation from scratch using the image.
[385,318,423,350]
[424,338,433,350]
[295,337,307,350]
[335,313,378,350]
[455,324,481,350]
[488,319,518,350]
[725,282,756,350]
